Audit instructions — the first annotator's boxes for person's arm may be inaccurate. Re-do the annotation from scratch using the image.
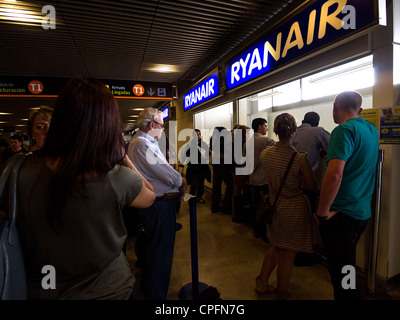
[320,129,331,153]
[299,156,316,191]
[316,158,345,220]
[121,153,155,192]
[129,180,156,208]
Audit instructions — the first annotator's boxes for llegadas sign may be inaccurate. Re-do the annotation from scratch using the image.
[183,72,219,111]
[226,0,381,90]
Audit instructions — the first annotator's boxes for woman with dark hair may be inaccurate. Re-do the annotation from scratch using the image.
[255,113,316,300]
[15,77,155,299]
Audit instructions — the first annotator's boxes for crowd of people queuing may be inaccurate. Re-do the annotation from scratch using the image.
[0,76,379,301]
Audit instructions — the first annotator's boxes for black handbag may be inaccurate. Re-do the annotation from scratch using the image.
[0,153,29,300]
[261,152,296,225]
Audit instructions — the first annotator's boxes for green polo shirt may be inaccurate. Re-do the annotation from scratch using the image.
[327,117,379,220]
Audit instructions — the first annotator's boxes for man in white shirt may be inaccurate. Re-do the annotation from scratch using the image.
[244,118,275,241]
[128,108,187,300]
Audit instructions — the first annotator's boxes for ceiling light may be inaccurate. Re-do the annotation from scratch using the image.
[0,112,14,115]
[131,108,144,111]
[129,115,138,117]
[150,65,177,73]
[0,1,43,26]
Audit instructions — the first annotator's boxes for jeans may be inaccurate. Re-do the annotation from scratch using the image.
[319,212,369,300]
[138,198,177,300]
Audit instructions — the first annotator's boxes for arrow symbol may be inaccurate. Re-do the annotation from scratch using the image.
[148,88,155,96]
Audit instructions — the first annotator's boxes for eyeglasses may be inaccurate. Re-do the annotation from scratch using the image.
[153,120,165,129]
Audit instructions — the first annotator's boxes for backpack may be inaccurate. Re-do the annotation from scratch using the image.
[0,153,29,300]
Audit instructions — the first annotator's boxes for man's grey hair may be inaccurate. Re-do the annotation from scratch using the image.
[136,107,162,130]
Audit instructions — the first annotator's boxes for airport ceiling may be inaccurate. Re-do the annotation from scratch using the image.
[0,0,303,133]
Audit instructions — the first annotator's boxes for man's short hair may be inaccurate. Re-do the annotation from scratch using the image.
[334,91,363,113]
[251,118,267,132]
[302,112,320,127]
[10,134,23,142]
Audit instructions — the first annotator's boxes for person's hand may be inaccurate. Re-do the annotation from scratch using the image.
[314,210,338,224]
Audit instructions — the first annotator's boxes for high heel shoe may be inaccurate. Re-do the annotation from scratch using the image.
[255,276,276,294]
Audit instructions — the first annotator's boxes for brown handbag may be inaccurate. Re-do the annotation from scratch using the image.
[260,152,296,225]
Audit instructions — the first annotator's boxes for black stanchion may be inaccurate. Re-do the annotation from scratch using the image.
[178,197,210,300]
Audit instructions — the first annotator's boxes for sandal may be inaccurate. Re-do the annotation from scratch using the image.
[255,276,276,294]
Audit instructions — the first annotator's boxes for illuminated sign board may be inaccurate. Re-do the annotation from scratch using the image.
[0,76,173,100]
[183,72,219,111]
[161,105,169,120]
[226,0,381,90]
[104,79,172,100]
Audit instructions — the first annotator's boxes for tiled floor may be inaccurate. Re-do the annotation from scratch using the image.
[126,192,400,301]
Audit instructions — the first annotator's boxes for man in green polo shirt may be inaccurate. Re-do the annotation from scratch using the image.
[316,90,379,300]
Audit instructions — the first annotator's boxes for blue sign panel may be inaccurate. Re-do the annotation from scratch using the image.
[184,72,219,110]
[226,0,379,90]
[161,105,169,120]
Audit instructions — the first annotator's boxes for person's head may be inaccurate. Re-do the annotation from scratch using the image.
[10,134,23,153]
[273,113,297,141]
[210,126,229,153]
[212,126,228,138]
[43,77,124,176]
[234,125,251,144]
[333,91,363,124]
[251,118,268,135]
[302,112,320,127]
[27,106,53,151]
[136,107,164,140]
[194,129,201,140]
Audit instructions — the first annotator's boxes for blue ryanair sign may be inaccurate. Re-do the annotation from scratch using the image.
[226,0,381,90]
[161,105,169,120]
[184,72,219,111]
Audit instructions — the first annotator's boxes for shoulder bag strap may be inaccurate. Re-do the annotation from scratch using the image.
[0,155,21,196]
[9,153,29,229]
[270,151,297,210]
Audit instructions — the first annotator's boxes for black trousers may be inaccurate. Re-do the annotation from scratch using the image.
[189,172,206,198]
[138,198,177,300]
[319,212,369,300]
[211,164,233,213]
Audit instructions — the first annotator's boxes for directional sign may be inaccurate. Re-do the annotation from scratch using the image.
[0,76,173,100]
[103,79,172,99]
[0,76,67,97]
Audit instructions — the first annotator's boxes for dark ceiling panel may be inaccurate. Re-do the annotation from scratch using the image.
[0,0,302,133]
